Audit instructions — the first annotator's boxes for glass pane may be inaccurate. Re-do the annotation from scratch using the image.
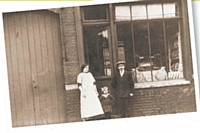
[83,5,107,20]
[163,3,177,18]
[83,26,111,77]
[165,20,183,79]
[147,4,162,19]
[131,5,147,20]
[149,21,167,81]
[133,23,151,82]
[116,24,134,71]
[115,6,131,20]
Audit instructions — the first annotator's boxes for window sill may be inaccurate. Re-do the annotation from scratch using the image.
[65,79,191,91]
[134,79,191,89]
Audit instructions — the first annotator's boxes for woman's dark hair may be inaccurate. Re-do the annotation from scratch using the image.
[80,63,89,72]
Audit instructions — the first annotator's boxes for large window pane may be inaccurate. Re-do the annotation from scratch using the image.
[116,24,134,71]
[133,23,151,82]
[83,26,111,77]
[83,5,107,20]
[147,4,162,19]
[163,3,177,18]
[115,6,131,20]
[131,5,147,20]
[165,20,183,79]
[149,21,167,81]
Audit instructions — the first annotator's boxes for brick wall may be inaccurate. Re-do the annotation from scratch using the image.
[64,84,196,122]
[59,7,82,122]
[60,7,79,85]
[66,89,82,122]
[129,84,196,117]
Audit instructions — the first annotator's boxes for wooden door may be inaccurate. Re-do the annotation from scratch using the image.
[3,10,67,127]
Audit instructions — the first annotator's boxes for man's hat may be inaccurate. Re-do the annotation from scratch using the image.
[116,61,126,66]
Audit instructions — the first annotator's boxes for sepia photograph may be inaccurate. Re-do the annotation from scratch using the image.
[0,0,199,132]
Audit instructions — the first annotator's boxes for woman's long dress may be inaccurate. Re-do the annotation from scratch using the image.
[77,72,104,119]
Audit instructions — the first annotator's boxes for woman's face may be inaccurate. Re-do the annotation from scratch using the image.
[83,65,89,73]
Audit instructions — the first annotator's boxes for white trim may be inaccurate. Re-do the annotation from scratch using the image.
[65,84,78,90]
[65,79,191,90]
[135,79,191,89]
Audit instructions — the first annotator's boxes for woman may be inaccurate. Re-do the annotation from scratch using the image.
[77,64,104,121]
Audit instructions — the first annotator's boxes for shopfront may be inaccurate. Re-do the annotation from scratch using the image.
[76,0,193,90]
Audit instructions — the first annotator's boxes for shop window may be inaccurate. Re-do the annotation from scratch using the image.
[115,3,179,21]
[81,1,183,83]
[82,5,108,21]
[83,25,112,77]
[116,20,182,83]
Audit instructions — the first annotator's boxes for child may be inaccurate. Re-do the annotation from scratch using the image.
[99,86,114,119]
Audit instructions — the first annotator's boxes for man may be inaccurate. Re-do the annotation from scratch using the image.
[111,61,134,118]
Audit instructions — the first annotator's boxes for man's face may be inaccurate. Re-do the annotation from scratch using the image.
[118,64,125,70]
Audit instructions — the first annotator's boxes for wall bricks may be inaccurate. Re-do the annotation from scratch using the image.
[65,89,82,122]
[63,84,196,122]
[60,7,79,85]
[128,84,196,117]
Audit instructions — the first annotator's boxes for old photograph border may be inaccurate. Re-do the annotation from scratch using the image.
[0,0,199,133]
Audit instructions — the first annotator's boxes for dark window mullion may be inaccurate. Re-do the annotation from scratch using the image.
[147,22,153,82]
[83,27,90,65]
[163,21,169,79]
[96,27,102,75]
[146,4,153,81]
[162,3,164,18]
[146,4,149,19]
[130,5,132,21]
[178,20,183,72]
[131,23,137,82]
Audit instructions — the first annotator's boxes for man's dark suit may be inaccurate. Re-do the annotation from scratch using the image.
[111,70,134,117]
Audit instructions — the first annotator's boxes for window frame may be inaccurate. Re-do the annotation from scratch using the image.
[114,1,181,22]
[81,4,110,23]
[114,18,183,80]
[78,0,193,86]
[113,1,187,84]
